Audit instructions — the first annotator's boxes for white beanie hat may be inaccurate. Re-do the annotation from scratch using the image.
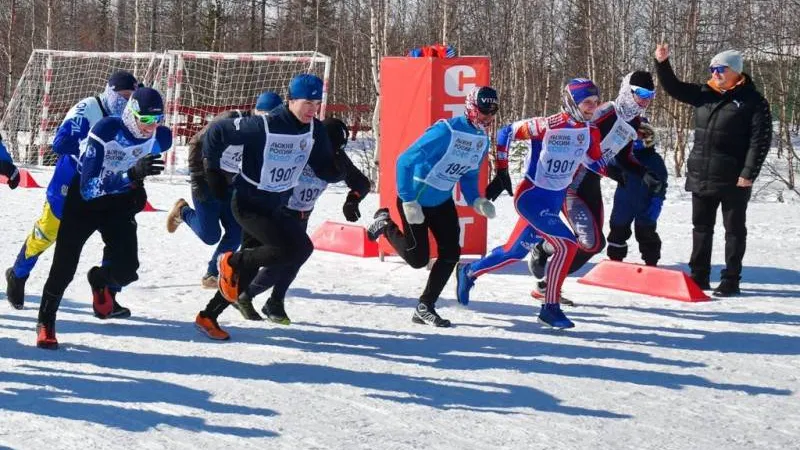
[710,50,744,73]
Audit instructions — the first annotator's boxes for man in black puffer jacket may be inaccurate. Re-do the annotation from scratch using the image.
[654,44,772,297]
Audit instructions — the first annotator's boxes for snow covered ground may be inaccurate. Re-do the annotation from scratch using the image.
[1,167,799,450]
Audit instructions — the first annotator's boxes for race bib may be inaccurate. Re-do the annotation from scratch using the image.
[99,138,155,176]
[532,127,590,191]
[220,145,243,173]
[423,121,488,191]
[288,165,329,211]
[256,115,314,192]
[599,116,636,163]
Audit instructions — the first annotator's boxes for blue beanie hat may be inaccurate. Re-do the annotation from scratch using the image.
[255,91,283,111]
[566,78,600,105]
[128,87,164,115]
[107,71,138,92]
[288,74,324,100]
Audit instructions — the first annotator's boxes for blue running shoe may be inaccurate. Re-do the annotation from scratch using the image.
[455,262,475,306]
[537,303,575,329]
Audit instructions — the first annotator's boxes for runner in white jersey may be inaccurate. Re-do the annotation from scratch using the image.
[456,78,606,330]
[166,91,284,289]
[6,71,137,311]
[228,117,371,321]
[35,87,172,350]
[194,74,343,340]
[366,86,500,328]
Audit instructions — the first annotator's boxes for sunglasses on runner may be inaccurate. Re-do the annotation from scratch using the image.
[131,109,164,125]
[631,86,656,100]
[708,65,728,75]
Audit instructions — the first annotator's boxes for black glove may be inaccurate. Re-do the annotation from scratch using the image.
[205,167,229,201]
[127,154,164,182]
[486,168,513,201]
[342,191,362,222]
[606,165,626,187]
[0,161,20,190]
[190,174,209,202]
[642,171,664,195]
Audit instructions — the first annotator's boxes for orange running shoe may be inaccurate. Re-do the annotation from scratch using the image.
[194,313,230,340]
[36,321,59,350]
[216,252,239,303]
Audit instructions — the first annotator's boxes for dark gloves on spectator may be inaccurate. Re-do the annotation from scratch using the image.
[0,161,20,189]
[486,168,513,201]
[642,171,664,195]
[606,165,626,187]
[342,191,362,222]
[190,174,209,202]
[127,154,164,182]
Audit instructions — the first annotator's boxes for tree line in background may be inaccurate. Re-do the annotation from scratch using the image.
[1,0,798,192]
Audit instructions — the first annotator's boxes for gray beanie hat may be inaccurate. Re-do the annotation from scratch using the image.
[710,50,743,73]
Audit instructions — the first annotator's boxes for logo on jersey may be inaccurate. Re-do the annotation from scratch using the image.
[133,147,143,157]
[299,138,308,151]
[539,209,561,226]
[577,133,586,145]
[546,113,566,128]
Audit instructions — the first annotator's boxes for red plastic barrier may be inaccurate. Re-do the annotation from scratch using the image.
[0,169,42,188]
[577,260,711,302]
[311,221,379,258]
[142,201,161,212]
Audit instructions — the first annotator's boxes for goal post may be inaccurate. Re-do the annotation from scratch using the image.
[0,49,169,166]
[161,50,331,176]
[0,49,332,176]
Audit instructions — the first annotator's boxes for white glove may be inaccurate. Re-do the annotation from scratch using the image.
[472,197,496,219]
[402,201,425,224]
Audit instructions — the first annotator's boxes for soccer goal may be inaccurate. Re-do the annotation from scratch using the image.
[160,50,331,176]
[0,49,331,176]
[0,50,169,166]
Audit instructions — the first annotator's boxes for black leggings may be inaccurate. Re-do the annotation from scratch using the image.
[203,194,312,318]
[39,178,144,322]
[383,197,461,304]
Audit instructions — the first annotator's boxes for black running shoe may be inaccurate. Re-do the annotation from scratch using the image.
[528,242,550,279]
[6,267,27,310]
[261,297,291,325]
[412,302,451,327]
[234,294,263,321]
[367,208,391,241]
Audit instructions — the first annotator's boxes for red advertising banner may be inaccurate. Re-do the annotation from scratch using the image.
[378,56,491,257]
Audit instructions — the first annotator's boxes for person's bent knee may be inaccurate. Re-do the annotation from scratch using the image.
[292,238,314,264]
[197,227,222,245]
[406,254,430,269]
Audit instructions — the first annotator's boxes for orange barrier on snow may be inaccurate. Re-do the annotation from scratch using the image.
[0,168,42,188]
[577,260,711,302]
[311,221,379,258]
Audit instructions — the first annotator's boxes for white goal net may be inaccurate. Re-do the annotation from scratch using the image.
[0,49,331,176]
